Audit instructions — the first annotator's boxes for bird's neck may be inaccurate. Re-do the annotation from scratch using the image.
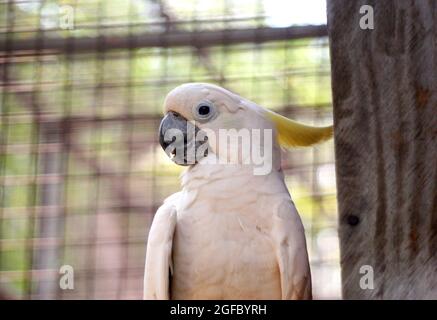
[180,152,286,195]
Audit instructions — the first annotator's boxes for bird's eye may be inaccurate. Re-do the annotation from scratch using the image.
[193,101,215,121]
[198,105,210,116]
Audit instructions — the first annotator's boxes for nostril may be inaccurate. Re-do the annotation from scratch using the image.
[170,111,181,118]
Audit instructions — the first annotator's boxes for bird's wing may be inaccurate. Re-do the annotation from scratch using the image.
[143,194,179,300]
[272,199,312,300]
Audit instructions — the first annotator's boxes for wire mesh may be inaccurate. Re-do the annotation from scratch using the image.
[0,0,339,299]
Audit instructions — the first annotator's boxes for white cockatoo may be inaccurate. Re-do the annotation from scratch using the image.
[144,83,332,300]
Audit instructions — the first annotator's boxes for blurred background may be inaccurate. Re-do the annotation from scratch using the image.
[0,0,339,299]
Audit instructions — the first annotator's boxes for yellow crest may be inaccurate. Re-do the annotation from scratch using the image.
[267,110,333,147]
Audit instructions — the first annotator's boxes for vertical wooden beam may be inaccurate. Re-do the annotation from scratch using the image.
[327,0,437,299]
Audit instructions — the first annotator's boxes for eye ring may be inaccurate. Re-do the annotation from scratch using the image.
[193,101,216,122]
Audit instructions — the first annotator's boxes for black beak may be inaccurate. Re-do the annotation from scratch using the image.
[159,111,208,166]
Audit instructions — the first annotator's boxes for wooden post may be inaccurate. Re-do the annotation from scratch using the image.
[327,0,437,299]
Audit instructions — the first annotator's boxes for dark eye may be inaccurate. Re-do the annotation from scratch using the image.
[193,101,215,121]
[198,105,210,116]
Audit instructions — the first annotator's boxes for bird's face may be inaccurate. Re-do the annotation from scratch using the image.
[159,83,243,166]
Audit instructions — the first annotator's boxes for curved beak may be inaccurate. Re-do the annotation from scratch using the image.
[159,112,208,166]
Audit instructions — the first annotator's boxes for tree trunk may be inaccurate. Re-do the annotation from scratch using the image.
[327,0,437,299]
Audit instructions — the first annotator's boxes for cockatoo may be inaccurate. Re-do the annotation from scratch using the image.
[144,83,332,300]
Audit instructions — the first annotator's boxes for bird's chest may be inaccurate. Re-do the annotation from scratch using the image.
[171,194,281,299]
[176,199,271,245]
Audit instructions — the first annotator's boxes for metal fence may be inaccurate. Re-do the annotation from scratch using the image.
[0,0,339,299]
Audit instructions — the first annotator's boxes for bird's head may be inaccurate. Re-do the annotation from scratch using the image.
[159,83,333,171]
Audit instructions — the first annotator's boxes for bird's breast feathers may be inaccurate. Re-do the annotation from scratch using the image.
[171,193,285,299]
